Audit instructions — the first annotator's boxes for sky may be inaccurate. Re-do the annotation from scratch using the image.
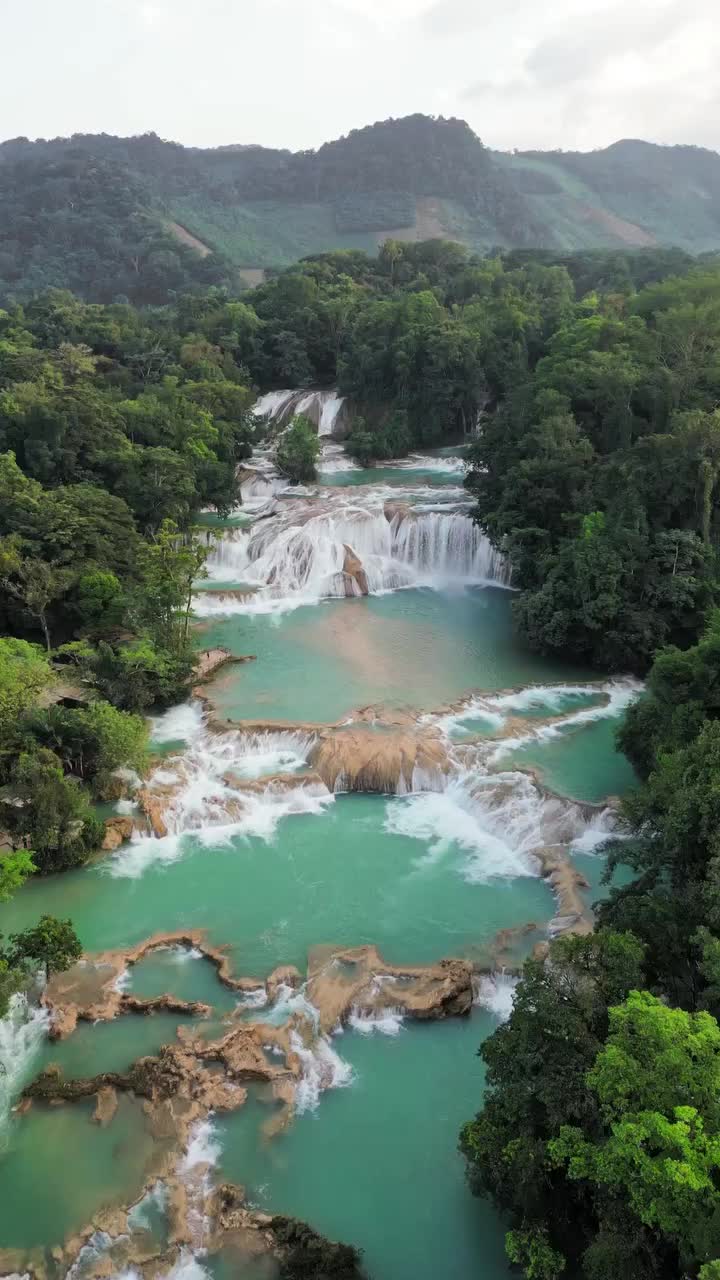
[2,0,718,153]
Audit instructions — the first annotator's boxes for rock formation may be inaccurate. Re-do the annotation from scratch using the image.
[305,943,473,1033]
[342,544,369,595]
[309,723,448,794]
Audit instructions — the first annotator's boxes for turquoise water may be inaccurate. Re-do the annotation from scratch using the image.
[0,453,639,1274]
[218,1011,505,1280]
[0,1095,161,1249]
[506,718,637,803]
[201,588,592,724]
[36,1011,201,1079]
[0,795,555,976]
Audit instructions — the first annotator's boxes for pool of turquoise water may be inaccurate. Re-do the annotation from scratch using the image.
[0,796,556,978]
[218,1009,504,1280]
[199,587,594,724]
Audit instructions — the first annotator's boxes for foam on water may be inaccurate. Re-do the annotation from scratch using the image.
[434,680,640,741]
[570,809,622,854]
[150,702,205,746]
[113,967,132,993]
[67,1230,115,1279]
[180,1119,222,1174]
[385,768,596,883]
[317,445,361,474]
[236,987,268,1010]
[488,678,642,762]
[473,973,518,1022]
[127,1181,168,1232]
[347,1007,405,1036]
[261,982,320,1029]
[108,781,333,879]
[386,454,466,476]
[162,1255,211,1280]
[0,993,50,1135]
[289,1030,354,1113]
[385,774,540,881]
[107,712,332,878]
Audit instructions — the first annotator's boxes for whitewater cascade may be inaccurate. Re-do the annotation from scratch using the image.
[108,707,331,878]
[124,680,631,889]
[252,388,348,438]
[0,991,50,1134]
[200,490,509,613]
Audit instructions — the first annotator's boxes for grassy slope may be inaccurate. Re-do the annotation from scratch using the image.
[169,195,507,268]
[166,146,720,269]
[497,153,720,253]
[169,197,379,267]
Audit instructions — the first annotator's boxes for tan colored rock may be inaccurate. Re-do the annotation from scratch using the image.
[266,965,302,1001]
[342,545,369,596]
[136,790,169,839]
[119,993,213,1019]
[93,1086,118,1127]
[533,846,593,936]
[101,816,146,851]
[306,943,473,1033]
[309,724,447,794]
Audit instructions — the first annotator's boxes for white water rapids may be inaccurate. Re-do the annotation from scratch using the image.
[198,488,509,616]
[252,388,347,438]
[0,992,50,1138]
[107,676,632,886]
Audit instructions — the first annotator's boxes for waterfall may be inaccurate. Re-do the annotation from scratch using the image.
[0,992,50,1135]
[251,388,347,438]
[389,510,507,583]
[107,713,331,879]
[251,389,297,422]
[199,491,510,614]
[205,528,251,580]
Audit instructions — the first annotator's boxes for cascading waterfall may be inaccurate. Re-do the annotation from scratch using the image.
[473,973,518,1021]
[199,490,510,614]
[389,510,507,582]
[108,714,330,879]
[251,388,347,438]
[0,992,50,1135]
[385,769,579,881]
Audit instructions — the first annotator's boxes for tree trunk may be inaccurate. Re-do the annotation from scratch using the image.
[700,459,715,547]
[39,611,51,653]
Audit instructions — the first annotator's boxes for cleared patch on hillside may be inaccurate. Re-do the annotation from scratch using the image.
[576,203,656,247]
[164,220,212,257]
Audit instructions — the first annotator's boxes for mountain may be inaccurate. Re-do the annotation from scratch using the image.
[2,115,720,303]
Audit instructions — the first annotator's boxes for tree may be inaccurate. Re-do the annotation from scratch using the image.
[0,637,53,750]
[0,849,35,902]
[25,700,148,798]
[1,749,102,873]
[460,933,645,1276]
[275,415,320,484]
[551,993,720,1275]
[506,1230,565,1280]
[0,536,71,651]
[87,638,194,713]
[132,519,207,651]
[8,915,82,976]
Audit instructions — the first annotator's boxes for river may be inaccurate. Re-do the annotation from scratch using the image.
[0,443,638,1280]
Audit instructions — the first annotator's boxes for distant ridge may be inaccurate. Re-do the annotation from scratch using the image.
[2,114,720,303]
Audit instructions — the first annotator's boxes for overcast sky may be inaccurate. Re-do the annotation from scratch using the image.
[3,0,718,153]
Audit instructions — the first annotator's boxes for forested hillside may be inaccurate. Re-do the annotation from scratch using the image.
[3,116,720,301]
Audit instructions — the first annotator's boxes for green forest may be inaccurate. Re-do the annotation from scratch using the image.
[3,116,720,298]
[3,233,720,1276]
